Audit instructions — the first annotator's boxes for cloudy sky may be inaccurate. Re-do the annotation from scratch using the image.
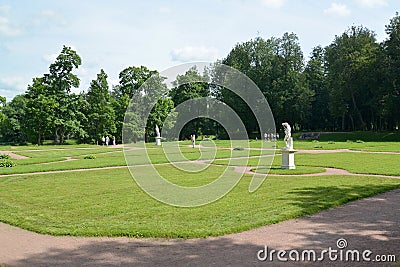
[0,0,398,100]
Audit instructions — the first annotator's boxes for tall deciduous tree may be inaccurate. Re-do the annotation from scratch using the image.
[304,46,330,130]
[325,26,380,130]
[169,66,211,139]
[24,77,57,144]
[222,33,313,132]
[112,66,158,142]
[383,13,400,130]
[84,69,116,143]
[0,95,27,143]
[48,45,82,144]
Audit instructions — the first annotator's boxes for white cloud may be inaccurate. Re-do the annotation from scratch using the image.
[0,76,28,95]
[355,0,388,8]
[0,15,21,36]
[323,3,351,17]
[170,46,218,62]
[159,7,172,14]
[0,5,11,13]
[260,0,286,9]
[32,10,67,27]
[42,53,58,63]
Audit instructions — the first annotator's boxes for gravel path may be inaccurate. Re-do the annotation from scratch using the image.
[0,189,398,266]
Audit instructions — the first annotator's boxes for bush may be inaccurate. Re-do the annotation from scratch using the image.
[0,154,11,159]
[0,159,16,167]
[84,155,96,159]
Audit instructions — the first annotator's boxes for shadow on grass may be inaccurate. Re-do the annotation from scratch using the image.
[277,185,400,264]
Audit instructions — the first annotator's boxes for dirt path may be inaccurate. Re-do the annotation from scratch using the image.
[0,189,398,266]
[0,151,28,159]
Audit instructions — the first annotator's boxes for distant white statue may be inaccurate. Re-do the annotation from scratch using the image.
[155,125,160,138]
[282,122,292,150]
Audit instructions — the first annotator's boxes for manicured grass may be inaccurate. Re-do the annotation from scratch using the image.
[296,152,400,176]
[0,145,274,175]
[253,166,325,175]
[317,131,400,142]
[1,140,400,238]
[0,167,399,238]
[292,140,400,152]
[14,147,122,158]
[214,152,400,176]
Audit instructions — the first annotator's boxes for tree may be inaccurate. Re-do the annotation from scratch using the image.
[304,46,330,130]
[83,69,116,143]
[48,45,82,144]
[112,66,158,142]
[24,77,57,144]
[169,66,211,139]
[0,95,27,143]
[383,13,400,130]
[325,26,380,130]
[222,33,313,132]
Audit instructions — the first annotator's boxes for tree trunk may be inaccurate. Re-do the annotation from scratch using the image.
[53,128,58,144]
[341,114,346,131]
[37,125,41,145]
[349,114,355,131]
[349,84,366,130]
[59,126,64,144]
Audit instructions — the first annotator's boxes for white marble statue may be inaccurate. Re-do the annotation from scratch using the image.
[155,125,160,138]
[282,122,292,149]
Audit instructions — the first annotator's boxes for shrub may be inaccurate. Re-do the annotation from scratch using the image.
[84,155,96,159]
[0,159,16,167]
[356,140,364,143]
[0,154,11,159]
[328,141,335,144]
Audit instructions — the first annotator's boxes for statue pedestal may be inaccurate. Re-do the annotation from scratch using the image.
[155,137,161,146]
[282,138,295,169]
[281,149,296,169]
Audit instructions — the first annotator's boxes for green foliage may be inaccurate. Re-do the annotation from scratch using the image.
[83,155,96,159]
[82,69,116,143]
[325,26,381,131]
[169,66,211,139]
[0,159,15,167]
[0,95,27,143]
[0,154,11,159]
[112,66,158,142]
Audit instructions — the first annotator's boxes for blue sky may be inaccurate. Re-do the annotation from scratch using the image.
[0,0,399,100]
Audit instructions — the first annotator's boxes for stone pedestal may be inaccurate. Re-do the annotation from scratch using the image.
[282,138,295,169]
[155,137,161,146]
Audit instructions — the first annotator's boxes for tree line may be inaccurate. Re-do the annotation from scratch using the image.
[1,13,399,144]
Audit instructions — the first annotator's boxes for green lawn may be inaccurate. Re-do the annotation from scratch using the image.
[1,167,399,238]
[0,145,274,175]
[1,140,400,238]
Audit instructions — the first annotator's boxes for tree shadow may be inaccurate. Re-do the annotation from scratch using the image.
[279,186,400,264]
[6,237,293,267]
